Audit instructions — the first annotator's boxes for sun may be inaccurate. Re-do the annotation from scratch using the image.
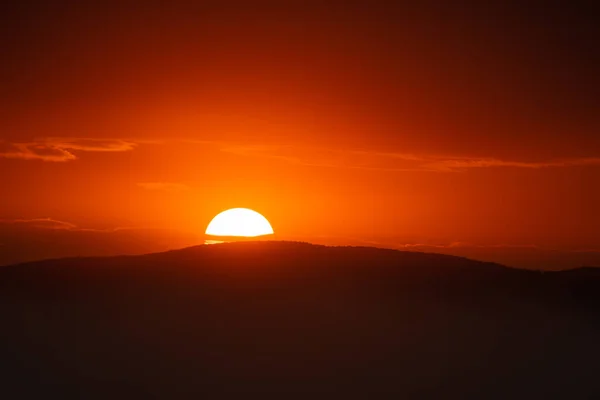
[205,208,274,237]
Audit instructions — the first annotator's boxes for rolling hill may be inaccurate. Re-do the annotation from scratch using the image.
[1,241,598,398]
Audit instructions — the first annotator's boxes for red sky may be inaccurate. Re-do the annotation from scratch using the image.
[1,2,599,269]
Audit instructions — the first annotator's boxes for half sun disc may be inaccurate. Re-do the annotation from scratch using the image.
[205,208,274,237]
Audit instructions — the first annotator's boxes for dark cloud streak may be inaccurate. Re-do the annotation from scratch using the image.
[216,143,600,173]
[0,138,137,162]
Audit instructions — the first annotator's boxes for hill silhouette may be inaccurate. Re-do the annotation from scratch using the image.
[1,241,598,399]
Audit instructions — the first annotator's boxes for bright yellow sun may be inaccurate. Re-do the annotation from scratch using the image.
[205,208,274,237]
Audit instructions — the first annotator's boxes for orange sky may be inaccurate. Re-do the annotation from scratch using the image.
[1,2,599,269]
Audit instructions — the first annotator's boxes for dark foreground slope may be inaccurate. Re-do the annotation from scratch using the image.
[0,241,598,399]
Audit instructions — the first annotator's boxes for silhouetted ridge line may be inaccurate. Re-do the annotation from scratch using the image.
[1,240,599,398]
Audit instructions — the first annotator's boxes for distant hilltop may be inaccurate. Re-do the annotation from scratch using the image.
[1,241,599,398]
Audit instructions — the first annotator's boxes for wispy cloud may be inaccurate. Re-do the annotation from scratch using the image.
[215,143,600,172]
[137,182,191,193]
[0,138,138,162]
[395,242,543,250]
[7,136,598,171]
[0,218,131,232]
[422,157,600,172]
[0,218,161,233]
[0,218,79,230]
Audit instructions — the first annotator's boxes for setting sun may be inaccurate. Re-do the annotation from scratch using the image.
[205,208,274,237]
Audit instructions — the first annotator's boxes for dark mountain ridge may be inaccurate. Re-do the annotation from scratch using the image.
[1,241,598,398]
